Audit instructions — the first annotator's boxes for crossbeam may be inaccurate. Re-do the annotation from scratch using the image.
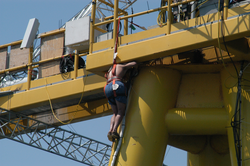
[0,107,111,166]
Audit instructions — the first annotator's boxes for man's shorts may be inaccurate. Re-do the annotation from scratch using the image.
[104,80,127,105]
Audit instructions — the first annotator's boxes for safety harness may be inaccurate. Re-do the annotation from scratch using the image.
[103,17,128,99]
[103,64,127,99]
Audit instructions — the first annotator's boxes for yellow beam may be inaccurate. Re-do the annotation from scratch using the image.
[1,68,86,92]
[94,26,107,33]
[38,28,65,38]
[0,71,106,112]
[0,98,111,137]
[214,38,250,60]
[113,0,119,48]
[87,13,250,74]
[33,98,112,125]
[166,108,228,135]
[0,40,22,49]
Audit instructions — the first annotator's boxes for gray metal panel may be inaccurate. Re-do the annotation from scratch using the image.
[20,18,40,48]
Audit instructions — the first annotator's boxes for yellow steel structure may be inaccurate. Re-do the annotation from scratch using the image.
[108,67,181,166]
[2,0,250,165]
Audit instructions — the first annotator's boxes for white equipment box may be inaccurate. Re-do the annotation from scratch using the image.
[65,16,104,51]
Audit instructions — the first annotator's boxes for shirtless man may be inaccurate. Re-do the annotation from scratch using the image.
[104,62,137,142]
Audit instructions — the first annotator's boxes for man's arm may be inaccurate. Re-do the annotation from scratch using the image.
[123,62,137,70]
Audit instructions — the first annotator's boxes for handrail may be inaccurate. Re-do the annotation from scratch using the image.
[0,29,65,49]
[90,0,231,53]
[90,0,198,53]
[0,52,87,75]
[0,40,22,49]
[93,0,197,27]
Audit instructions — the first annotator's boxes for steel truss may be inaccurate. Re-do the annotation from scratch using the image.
[0,107,111,166]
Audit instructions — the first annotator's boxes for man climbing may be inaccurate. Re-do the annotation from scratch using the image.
[104,62,138,142]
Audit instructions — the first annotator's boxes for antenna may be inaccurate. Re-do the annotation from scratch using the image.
[20,18,40,49]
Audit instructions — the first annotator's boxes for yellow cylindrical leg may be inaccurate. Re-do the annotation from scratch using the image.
[109,67,181,166]
[188,136,231,166]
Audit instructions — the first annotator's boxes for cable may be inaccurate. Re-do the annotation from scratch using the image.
[220,10,239,78]
[216,1,243,164]
[194,0,209,13]
[216,0,239,80]
[230,62,244,166]
[45,71,88,125]
[158,0,209,25]
[157,8,168,26]
[128,20,147,30]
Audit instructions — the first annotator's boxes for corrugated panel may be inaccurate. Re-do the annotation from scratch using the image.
[9,44,29,68]
[0,47,7,71]
[40,32,64,78]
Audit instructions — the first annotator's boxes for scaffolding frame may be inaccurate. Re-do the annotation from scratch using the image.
[0,107,111,166]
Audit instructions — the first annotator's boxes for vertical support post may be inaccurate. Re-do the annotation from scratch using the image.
[27,47,33,90]
[167,0,172,35]
[89,0,97,54]
[224,0,229,20]
[124,12,128,36]
[218,0,221,39]
[113,0,119,47]
[191,1,196,19]
[74,50,79,79]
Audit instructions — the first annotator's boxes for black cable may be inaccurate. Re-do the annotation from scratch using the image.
[221,11,239,78]
[231,61,244,166]
[220,4,245,164]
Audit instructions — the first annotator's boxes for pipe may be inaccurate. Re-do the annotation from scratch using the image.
[167,0,172,34]
[0,40,22,49]
[38,29,65,38]
[73,50,79,79]
[27,47,33,90]
[166,108,228,135]
[113,0,119,47]
[89,0,97,54]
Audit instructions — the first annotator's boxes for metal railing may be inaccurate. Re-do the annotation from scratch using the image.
[89,0,231,54]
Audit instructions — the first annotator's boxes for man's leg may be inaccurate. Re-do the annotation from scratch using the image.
[112,100,126,133]
[109,104,118,133]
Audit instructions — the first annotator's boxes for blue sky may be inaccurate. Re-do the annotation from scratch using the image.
[0,0,187,165]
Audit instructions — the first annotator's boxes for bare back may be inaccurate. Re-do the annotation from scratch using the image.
[106,62,137,81]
